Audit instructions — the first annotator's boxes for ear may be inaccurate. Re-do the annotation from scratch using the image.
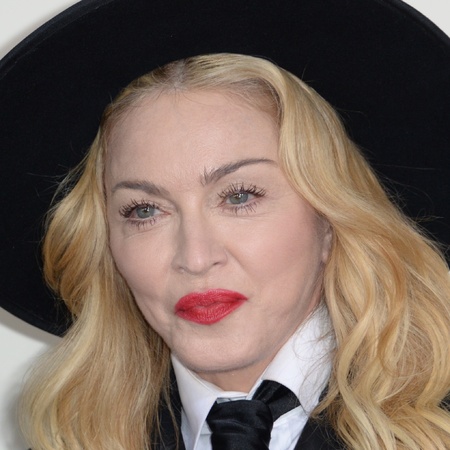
[320,222,333,264]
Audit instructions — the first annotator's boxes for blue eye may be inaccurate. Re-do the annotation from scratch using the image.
[218,183,266,213]
[228,192,250,205]
[135,205,159,218]
[119,200,161,222]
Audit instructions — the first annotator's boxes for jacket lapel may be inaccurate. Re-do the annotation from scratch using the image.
[153,370,186,450]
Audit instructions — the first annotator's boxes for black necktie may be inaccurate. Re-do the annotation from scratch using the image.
[206,380,300,449]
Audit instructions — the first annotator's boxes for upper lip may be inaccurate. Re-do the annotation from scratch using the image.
[175,289,247,311]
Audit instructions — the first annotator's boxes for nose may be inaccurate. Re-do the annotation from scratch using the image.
[172,214,227,276]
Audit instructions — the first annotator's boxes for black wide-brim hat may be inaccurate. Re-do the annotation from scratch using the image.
[1,0,449,336]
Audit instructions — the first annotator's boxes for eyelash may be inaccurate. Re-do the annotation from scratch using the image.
[118,183,266,229]
[218,183,266,214]
[119,199,161,228]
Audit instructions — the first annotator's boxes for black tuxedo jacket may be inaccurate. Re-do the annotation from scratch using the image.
[154,376,345,450]
[25,379,447,449]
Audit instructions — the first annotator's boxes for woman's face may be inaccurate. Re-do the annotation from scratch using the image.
[105,89,331,391]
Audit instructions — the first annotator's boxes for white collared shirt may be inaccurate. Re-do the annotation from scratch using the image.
[171,306,335,450]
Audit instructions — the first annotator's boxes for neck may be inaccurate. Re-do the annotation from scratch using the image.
[195,358,273,392]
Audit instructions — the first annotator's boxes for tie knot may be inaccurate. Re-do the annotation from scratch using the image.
[206,380,300,450]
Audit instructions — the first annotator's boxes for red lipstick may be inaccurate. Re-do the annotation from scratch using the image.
[175,289,247,325]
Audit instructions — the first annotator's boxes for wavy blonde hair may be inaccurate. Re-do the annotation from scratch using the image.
[21,54,450,449]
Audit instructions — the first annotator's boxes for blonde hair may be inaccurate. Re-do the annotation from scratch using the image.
[22,54,450,449]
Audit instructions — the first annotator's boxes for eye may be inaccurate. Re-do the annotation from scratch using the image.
[218,183,266,213]
[119,200,163,225]
[135,204,159,219]
[228,192,250,205]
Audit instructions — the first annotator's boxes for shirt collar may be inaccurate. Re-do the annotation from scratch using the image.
[260,305,334,412]
[171,356,242,450]
[171,305,334,449]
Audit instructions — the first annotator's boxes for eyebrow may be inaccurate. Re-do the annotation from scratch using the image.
[111,180,170,196]
[111,158,277,195]
[202,158,276,185]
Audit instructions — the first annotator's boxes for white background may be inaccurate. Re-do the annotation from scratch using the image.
[0,1,449,448]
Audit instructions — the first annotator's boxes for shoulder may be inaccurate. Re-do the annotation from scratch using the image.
[296,415,345,450]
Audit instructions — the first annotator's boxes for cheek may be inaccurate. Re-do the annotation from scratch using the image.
[251,216,324,270]
[111,244,141,289]
[246,213,328,307]
[110,238,173,334]
[109,234,161,297]
[272,231,320,278]
[110,240,174,336]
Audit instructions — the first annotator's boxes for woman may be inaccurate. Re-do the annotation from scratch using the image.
[19,53,450,449]
[1,0,450,449]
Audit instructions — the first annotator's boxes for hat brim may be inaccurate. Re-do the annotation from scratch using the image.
[1,0,449,335]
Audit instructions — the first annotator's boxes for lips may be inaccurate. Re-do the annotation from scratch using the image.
[175,289,247,325]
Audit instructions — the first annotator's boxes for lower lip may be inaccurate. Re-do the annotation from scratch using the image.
[175,289,247,325]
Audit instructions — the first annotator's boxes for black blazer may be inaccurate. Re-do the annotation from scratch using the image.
[26,381,447,449]
[154,375,345,450]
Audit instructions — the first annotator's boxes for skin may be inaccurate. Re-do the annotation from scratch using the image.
[105,90,331,391]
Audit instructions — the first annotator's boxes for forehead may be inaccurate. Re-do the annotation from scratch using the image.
[105,90,279,183]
